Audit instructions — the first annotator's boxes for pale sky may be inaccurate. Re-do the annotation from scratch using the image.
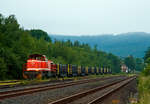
[0,0,150,35]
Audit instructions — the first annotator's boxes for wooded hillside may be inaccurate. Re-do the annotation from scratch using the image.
[0,14,144,80]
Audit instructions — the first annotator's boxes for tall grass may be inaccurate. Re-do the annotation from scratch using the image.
[138,75,150,104]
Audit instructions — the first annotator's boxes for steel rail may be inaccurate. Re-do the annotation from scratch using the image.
[49,77,134,104]
[88,77,135,104]
[0,76,119,100]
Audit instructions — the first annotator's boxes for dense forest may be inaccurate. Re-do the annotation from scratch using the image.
[51,32,150,57]
[0,14,144,80]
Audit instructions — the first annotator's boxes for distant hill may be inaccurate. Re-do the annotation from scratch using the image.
[50,32,150,58]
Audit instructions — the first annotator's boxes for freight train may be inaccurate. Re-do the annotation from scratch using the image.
[23,54,112,79]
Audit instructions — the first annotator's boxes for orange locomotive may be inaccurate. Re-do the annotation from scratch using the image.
[23,54,57,79]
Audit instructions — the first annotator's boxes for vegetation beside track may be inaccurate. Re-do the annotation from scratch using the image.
[0,75,105,86]
[0,74,131,87]
[135,48,150,104]
[0,81,20,86]
[137,75,150,104]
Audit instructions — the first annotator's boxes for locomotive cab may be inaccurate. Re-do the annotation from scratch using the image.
[23,54,55,79]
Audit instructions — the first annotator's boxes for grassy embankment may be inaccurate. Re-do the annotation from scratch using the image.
[137,75,150,104]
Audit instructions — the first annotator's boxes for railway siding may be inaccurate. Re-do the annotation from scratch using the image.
[0,76,127,104]
[49,76,135,104]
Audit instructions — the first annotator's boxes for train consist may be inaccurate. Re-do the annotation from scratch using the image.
[23,54,112,79]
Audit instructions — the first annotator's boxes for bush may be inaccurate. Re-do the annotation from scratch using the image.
[138,76,150,104]
[142,64,150,76]
[0,58,7,80]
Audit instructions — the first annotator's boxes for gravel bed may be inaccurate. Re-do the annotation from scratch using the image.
[0,76,91,90]
[0,79,74,92]
[0,76,121,93]
[101,78,137,104]
[69,77,127,104]
[0,81,76,93]
[0,76,126,104]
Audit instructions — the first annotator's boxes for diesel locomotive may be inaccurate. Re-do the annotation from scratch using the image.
[23,54,112,79]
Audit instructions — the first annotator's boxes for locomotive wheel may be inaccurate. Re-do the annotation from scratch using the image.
[36,71,42,79]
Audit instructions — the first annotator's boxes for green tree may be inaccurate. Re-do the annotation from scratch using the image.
[135,58,144,72]
[29,29,51,42]
[74,40,80,47]
[144,47,150,63]
[142,58,150,76]
[124,55,136,71]
[0,58,7,80]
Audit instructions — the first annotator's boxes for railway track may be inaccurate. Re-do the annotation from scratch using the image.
[49,76,136,104]
[0,80,21,89]
[0,80,19,83]
[0,76,111,89]
[0,76,123,100]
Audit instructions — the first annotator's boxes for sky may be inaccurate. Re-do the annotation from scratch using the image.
[0,0,150,36]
